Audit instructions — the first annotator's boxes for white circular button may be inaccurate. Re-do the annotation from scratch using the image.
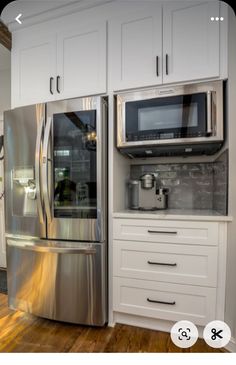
[203,320,231,348]
[171,320,199,348]
[211,17,215,21]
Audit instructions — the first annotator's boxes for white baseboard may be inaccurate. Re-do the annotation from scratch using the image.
[113,311,206,337]
[111,311,236,352]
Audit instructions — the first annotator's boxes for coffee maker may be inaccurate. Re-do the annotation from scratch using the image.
[128,173,168,211]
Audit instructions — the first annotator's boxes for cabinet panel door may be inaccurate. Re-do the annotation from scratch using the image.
[12,33,56,107]
[113,218,219,246]
[109,4,162,91]
[163,1,220,83]
[113,277,216,326]
[113,240,218,287]
[57,21,107,99]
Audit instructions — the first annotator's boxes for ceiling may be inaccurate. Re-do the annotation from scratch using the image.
[0,43,10,71]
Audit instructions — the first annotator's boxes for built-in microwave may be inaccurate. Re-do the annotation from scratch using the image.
[116,81,224,157]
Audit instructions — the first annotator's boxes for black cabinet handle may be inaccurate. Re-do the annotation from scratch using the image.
[148,230,177,235]
[147,260,177,267]
[165,54,169,75]
[156,56,159,77]
[56,76,61,93]
[147,298,176,305]
[49,77,54,95]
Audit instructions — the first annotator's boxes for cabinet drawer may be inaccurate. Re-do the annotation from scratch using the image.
[113,241,218,287]
[113,277,216,326]
[113,219,219,246]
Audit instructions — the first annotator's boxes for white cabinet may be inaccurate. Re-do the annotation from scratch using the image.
[57,22,106,100]
[109,3,162,90]
[113,218,219,246]
[113,240,218,286]
[110,1,225,91]
[112,217,228,328]
[12,21,107,107]
[114,277,216,326]
[163,1,220,83]
[12,33,56,106]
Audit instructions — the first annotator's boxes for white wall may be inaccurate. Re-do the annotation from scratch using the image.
[225,4,236,345]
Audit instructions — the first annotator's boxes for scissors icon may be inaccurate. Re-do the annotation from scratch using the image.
[211,328,223,340]
[178,328,191,341]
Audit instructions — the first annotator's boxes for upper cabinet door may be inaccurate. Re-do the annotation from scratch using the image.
[109,3,162,91]
[56,21,107,99]
[12,33,56,107]
[163,1,220,84]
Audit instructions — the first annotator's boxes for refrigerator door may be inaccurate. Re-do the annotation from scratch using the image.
[45,97,107,242]
[4,105,46,238]
[7,237,107,326]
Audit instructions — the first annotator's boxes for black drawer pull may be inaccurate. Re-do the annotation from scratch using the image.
[156,56,159,76]
[49,77,54,95]
[148,230,177,235]
[147,260,177,267]
[147,298,176,305]
[56,75,61,93]
[166,54,169,75]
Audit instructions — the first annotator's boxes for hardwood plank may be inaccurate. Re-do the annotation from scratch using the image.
[0,295,225,353]
[2,316,85,353]
[69,327,114,353]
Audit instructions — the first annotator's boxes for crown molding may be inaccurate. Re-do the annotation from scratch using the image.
[5,0,114,32]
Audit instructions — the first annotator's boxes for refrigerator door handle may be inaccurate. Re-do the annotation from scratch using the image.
[35,117,45,224]
[42,117,53,223]
[7,239,97,255]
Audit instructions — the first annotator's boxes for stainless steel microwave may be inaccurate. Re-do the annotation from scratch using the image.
[116,81,224,157]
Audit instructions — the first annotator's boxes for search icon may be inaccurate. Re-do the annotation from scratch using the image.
[171,321,199,348]
[178,327,191,341]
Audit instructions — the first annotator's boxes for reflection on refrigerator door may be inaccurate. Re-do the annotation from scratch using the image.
[7,238,107,325]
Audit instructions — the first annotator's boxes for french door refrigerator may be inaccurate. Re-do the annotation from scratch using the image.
[4,97,107,326]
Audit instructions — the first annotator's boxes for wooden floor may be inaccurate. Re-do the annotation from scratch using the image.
[0,294,224,353]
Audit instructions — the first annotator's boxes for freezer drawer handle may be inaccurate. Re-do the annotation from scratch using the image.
[147,260,177,267]
[7,241,96,255]
[23,245,96,254]
[147,230,177,235]
[147,298,176,306]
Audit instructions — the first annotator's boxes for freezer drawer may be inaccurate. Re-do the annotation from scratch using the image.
[7,238,107,326]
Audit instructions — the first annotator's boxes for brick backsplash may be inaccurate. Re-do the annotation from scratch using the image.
[130,150,228,214]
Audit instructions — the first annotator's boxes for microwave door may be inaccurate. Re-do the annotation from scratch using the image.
[45,97,106,242]
[4,105,46,239]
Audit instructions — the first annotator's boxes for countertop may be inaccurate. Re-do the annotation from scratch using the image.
[113,209,233,222]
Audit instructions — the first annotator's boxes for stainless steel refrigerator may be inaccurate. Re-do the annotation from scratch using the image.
[4,97,107,326]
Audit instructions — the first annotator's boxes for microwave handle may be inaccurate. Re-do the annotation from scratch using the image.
[207,91,213,135]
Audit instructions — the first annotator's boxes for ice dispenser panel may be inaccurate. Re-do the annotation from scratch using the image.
[12,167,37,216]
